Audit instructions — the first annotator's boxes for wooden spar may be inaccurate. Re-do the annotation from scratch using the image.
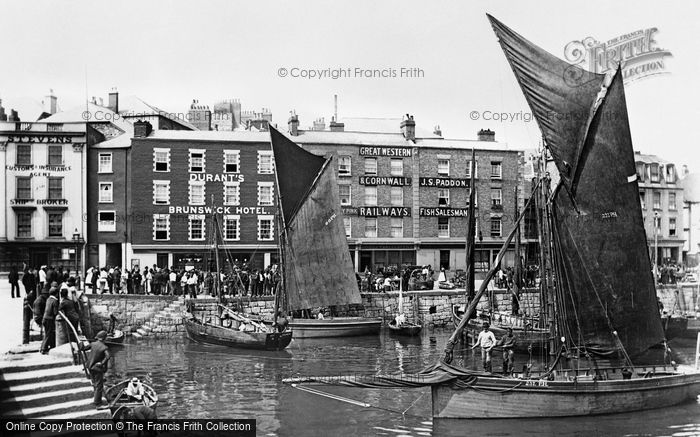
[399,272,403,314]
[443,179,541,363]
[466,148,477,300]
[696,332,699,370]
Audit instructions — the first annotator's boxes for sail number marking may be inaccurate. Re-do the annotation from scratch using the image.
[525,379,549,387]
[324,213,337,226]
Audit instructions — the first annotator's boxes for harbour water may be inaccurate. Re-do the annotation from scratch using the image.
[107,330,700,436]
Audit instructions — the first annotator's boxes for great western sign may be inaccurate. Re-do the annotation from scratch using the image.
[359,176,411,186]
[359,147,412,157]
[359,207,411,217]
[419,177,470,188]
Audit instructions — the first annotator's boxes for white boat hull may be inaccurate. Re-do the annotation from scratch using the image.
[289,317,381,338]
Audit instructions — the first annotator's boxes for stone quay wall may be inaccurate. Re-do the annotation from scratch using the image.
[87,294,179,334]
[657,284,700,314]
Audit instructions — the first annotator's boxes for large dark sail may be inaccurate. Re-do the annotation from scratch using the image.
[269,127,362,310]
[489,16,664,357]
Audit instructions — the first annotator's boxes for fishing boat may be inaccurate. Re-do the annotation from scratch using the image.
[182,199,294,351]
[105,330,125,346]
[452,305,548,352]
[268,127,382,338]
[387,320,422,336]
[284,15,700,419]
[105,379,158,418]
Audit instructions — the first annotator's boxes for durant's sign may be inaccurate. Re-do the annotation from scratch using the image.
[419,177,470,188]
[359,147,412,157]
[359,176,411,186]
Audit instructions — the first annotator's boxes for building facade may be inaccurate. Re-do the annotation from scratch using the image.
[0,121,87,272]
[635,152,685,264]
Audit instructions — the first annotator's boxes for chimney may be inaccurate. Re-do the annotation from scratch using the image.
[133,120,153,138]
[0,99,6,122]
[433,125,442,137]
[108,88,119,113]
[329,116,344,132]
[400,114,415,141]
[288,112,299,136]
[477,128,495,142]
[44,89,57,115]
[313,117,326,131]
[9,109,20,122]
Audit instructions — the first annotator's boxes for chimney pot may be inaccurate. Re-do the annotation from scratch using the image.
[133,120,153,138]
[400,114,416,141]
[477,128,495,142]
[108,88,119,113]
[288,113,299,136]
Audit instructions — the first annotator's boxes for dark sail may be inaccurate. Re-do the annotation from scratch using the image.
[487,14,606,194]
[269,127,362,310]
[489,16,665,357]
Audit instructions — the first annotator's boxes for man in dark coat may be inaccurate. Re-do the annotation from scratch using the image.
[22,288,36,344]
[33,289,48,328]
[8,266,20,298]
[22,266,37,296]
[41,286,59,354]
[88,331,111,407]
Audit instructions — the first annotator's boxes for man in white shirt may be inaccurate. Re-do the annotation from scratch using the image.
[471,322,496,372]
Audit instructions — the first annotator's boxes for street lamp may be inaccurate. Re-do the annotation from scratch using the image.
[653,212,660,285]
[72,228,80,279]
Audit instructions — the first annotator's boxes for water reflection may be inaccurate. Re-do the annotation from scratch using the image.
[107,330,700,437]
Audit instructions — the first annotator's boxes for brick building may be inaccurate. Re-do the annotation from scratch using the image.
[0,120,87,272]
[127,125,279,270]
[635,152,685,264]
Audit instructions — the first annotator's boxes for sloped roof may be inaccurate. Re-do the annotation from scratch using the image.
[118,95,198,130]
[337,117,441,138]
[634,152,671,165]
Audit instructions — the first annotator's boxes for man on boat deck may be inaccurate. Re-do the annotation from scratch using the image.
[274,311,289,332]
[498,328,516,375]
[88,331,111,407]
[472,322,496,372]
[126,377,146,401]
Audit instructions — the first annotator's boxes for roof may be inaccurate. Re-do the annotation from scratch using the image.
[43,102,132,132]
[144,128,519,152]
[118,95,198,131]
[634,152,671,165]
[336,117,442,138]
[3,97,47,122]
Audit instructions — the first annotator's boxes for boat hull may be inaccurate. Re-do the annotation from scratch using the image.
[452,307,548,352]
[105,330,125,346]
[183,317,293,351]
[432,371,700,418]
[388,322,422,336]
[289,317,381,338]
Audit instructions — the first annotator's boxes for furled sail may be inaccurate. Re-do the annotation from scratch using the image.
[269,127,362,310]
[489,16,665,358]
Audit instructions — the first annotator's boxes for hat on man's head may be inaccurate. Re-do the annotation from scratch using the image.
[95,331,108,340]
[482,322,490,328]
[131,377,139,383]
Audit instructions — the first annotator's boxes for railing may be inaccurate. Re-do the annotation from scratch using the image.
[57,310,90,378]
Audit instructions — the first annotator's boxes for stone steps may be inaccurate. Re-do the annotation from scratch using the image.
[132,299,185,339]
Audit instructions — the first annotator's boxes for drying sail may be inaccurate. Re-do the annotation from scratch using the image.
[269,127,362,310]
[489,16,664,357]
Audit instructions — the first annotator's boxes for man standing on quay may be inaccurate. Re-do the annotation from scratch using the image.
[471,322,496,372]
[88,331,111,407]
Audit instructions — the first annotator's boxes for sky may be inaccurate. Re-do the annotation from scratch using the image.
[1,0,699,174]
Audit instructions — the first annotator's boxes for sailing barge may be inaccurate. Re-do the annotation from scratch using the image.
[269,127,381,338]
[284,15,700,419]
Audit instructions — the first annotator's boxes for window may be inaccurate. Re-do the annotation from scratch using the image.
[390,218,403,238]
[491,162,502,179]
[669,218,676,236]
[16,145,31,166]
[48,145,63,166]
[48,177,63,200]
[224,182,240,206]
[438,217,449,237]
[48,212,63,237]
[491,188,502,207]
[188,215,205,241]
[438,188,449,206]
[650,164,660,183]
[99,182,113,203]
[189,182,205,205]
[666,165,676,183]
[338,155,352,176]
[390,187,403,206]
[339,185,352,206]
[153,181,170,205]
[490,217,502,237]
[438,159,450,176]
[223,215,240,240]
[224,150,240,173]
[258,182,274,206]
[154,148,170,172]
[653,191,661,209]
[258,215,274,240]
[635,162,646,182]
[16,177,31,199]
[364,157,377,175]
[258,151,274,174]
[16,211,32,238]
[365,218,377,238]
[98,153,112,173]
[153,214,170,240]
[365,186,377,206]
[669,192,676,210]
[640,191,646,209]
[98,211,116,232]
[467,160,478,179]
[390,159,403,176]
[189,150,205,172]
[344,217,352,238]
